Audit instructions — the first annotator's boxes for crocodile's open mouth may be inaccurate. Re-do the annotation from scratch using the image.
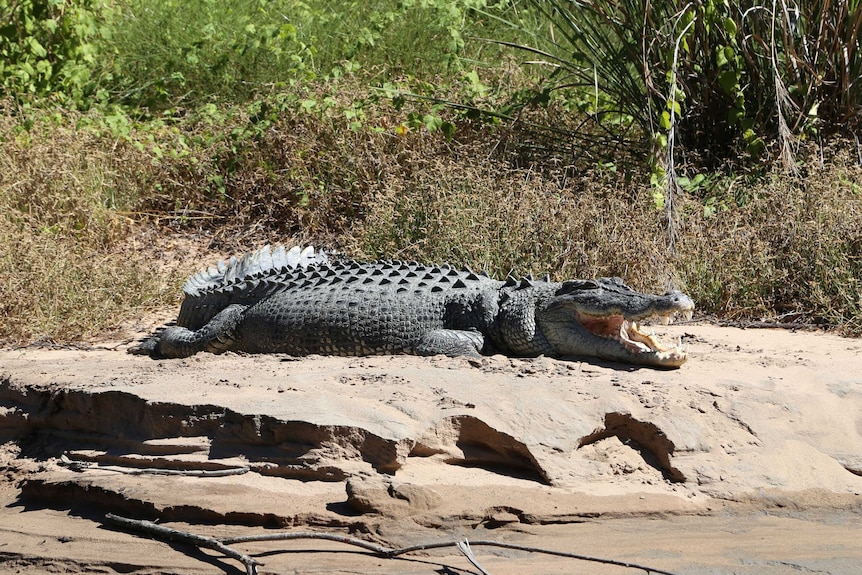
[576,310,692,362]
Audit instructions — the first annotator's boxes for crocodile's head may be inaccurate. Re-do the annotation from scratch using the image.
[536,278,695,368]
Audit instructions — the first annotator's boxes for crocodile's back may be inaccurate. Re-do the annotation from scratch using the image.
[239,260,501,355]
[172,245,502,356]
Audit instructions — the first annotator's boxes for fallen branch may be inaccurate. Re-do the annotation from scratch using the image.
[104,514,262,575]
[220,530,392,554]
[388,539,680,574]
[105,514,684,575]
[60,456,250,477]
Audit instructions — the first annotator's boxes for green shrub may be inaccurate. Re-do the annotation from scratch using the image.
[0,0,112,107]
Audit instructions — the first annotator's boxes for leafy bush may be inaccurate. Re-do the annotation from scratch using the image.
[100,0,306,109]
[0,0,112,107]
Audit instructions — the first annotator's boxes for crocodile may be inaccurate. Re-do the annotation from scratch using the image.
[131,245,695,368]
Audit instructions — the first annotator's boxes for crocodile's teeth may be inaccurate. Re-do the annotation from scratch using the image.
[684,310,694,321]
[626,321,664,353]
[656,347,687,362]
[660,314,672,326]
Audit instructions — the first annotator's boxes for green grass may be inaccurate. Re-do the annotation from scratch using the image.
[98,0,526,110]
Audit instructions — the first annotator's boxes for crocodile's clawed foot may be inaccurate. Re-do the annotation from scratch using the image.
[127,337,159,356]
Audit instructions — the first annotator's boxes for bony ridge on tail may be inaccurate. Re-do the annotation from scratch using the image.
[131,245,695,368]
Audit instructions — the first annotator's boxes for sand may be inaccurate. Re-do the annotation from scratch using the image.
[2,323,861,574]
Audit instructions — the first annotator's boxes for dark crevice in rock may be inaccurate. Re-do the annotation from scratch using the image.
[254,463,349,481]
[411,415,550,484]
[836,457,862,477]
[480,505,527,528]
[64,452,236,473]
[579,412,686,483]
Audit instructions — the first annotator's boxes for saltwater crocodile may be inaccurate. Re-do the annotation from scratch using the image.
[132,245,694,367]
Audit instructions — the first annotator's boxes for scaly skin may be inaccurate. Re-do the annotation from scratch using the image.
[131,246,695,368]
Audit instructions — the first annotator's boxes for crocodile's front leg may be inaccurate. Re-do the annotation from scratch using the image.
[133,304,248,358]
[414,329,485,357]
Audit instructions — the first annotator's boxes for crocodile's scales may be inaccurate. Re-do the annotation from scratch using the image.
[132,246,695,367]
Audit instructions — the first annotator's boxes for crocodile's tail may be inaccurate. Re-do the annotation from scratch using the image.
[177,245,327,330]
[182,245,325,296]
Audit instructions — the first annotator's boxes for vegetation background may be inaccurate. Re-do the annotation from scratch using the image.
[1,0,860,343]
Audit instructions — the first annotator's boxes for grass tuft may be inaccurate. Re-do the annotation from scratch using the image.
[677,149,862,332]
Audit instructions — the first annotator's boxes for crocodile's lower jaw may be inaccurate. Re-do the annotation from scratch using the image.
[645,345,688,366]
[574,312,688,367]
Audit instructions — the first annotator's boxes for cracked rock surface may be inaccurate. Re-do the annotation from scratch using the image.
[2,324,862,574]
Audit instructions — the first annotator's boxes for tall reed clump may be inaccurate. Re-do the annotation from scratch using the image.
[488,0,861,257]
[499,0,861,169]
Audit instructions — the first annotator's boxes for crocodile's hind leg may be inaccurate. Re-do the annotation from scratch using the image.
[414,329,485,357]
[131,304,248,358]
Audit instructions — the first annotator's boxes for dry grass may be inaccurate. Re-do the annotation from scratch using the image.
[0,108,187,343]
[350,146,672,285]
[677,150,862,332]
[1,93,860,344]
